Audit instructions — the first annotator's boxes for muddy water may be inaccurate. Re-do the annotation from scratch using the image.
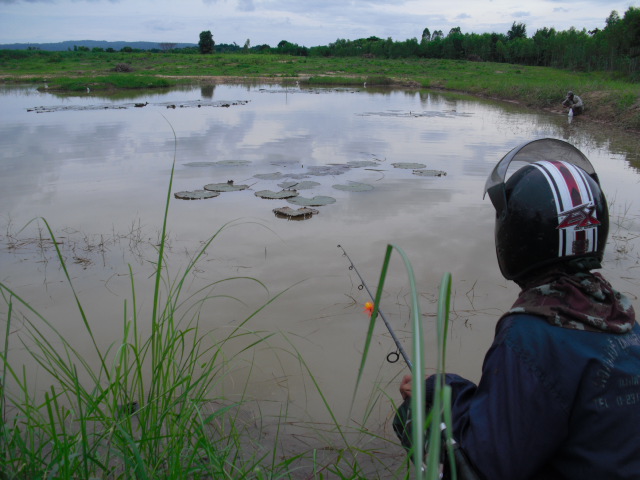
[1,83,639,456]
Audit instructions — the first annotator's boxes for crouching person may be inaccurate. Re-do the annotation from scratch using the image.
[562,91,584,116]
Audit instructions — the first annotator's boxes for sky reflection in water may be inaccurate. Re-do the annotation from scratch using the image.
[1,83,639,433]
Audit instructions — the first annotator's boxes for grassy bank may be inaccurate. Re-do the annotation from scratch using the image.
[1,50,639,129]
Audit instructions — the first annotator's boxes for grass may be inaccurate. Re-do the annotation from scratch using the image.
[2,50,639,128]
[54,75,175,91]
[353,243,454,479]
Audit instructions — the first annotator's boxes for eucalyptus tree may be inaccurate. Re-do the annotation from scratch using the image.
[507,22,527,41]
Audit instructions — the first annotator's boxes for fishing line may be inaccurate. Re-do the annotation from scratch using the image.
[338,244,413,369]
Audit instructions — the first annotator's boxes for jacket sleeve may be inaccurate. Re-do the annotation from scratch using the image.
[433,321,570,480]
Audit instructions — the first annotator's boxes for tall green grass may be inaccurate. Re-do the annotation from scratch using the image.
[353,244,454,480]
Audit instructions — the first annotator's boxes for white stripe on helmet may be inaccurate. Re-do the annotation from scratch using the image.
[532,161,599,258]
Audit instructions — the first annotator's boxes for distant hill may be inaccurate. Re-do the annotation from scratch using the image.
[0,40,197,51]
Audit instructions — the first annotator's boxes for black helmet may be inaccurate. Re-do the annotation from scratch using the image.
[484,138,609,281]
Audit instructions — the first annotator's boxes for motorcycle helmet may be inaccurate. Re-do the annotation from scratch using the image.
[484,138,609,281]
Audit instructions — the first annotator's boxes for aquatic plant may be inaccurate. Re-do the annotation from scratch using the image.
[203,182,249,192]
[273,206,319,219]
[174,189,219,200]
[412,169,447,177]
[347,160,381,168]
[332,182,374,192]
[183,161,216,167]
[254,189,299,199]
[287,195,336,206]
[214,160,251,166]
[254,172,284,180]
[392,162,427,169]
[277,180,320,190]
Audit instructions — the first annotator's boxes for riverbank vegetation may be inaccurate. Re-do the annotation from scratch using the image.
[2,49,639,130]
[1,7,639,128]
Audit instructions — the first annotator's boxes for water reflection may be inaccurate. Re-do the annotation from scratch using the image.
[1,84,639,457]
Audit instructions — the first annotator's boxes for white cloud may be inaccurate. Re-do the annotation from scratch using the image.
[0,0,636,46]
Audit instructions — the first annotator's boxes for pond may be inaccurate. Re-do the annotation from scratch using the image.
[1,82,639,471]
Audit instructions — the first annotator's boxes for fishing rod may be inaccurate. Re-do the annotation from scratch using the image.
[337,244,413,369]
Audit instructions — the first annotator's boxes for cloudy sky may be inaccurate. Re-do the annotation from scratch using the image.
[0,0,637,47]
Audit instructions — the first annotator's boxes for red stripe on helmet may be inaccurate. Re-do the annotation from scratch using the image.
[550,160,583,207]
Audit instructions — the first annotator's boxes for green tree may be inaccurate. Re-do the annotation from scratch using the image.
[507,22,527,41]
[444,27,464,58]
[620,7,640,78]
[277,40,308,56]
[199,30,215,54]
[422,28,431,42]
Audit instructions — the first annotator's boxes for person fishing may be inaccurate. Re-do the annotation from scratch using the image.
[562,90,584,116]
[394,138,639,479]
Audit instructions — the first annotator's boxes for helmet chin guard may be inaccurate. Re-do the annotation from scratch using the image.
[484,138,599,218]
[485,138,608,281]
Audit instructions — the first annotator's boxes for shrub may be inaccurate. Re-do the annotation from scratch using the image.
[113,63,134,72]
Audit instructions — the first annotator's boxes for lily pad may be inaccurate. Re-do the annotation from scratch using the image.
[215,160,251,166]
[306,165,350,176]
[287,195,336,207]
[282,173,311,180]
[392,162,427,169]
[412,169,447,177]
[183,162,216,167]
[255,189,300,200]
[347,160,380,168]
[273,206,319,220]
[278,180,320,190]
[270,159,301,167]
[174,190,220,200]
[204,182,249,192]
[254,172,284,180]
[332,182,374,192]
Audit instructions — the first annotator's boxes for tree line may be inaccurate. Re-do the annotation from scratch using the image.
[6,8,638,80]
[196,8,640,80]
[303,8,639,80]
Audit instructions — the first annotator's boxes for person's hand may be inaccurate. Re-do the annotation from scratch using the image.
[400,374,412,400]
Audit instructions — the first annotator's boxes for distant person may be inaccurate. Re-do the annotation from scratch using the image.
[562,91,584,116]
[394,138,639,479]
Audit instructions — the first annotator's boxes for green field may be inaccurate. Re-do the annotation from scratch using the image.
[2,50,639,128]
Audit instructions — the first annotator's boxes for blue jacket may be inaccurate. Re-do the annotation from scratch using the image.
[440,313,640,480]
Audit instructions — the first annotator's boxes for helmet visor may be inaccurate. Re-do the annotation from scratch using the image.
[484,138,597,214]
